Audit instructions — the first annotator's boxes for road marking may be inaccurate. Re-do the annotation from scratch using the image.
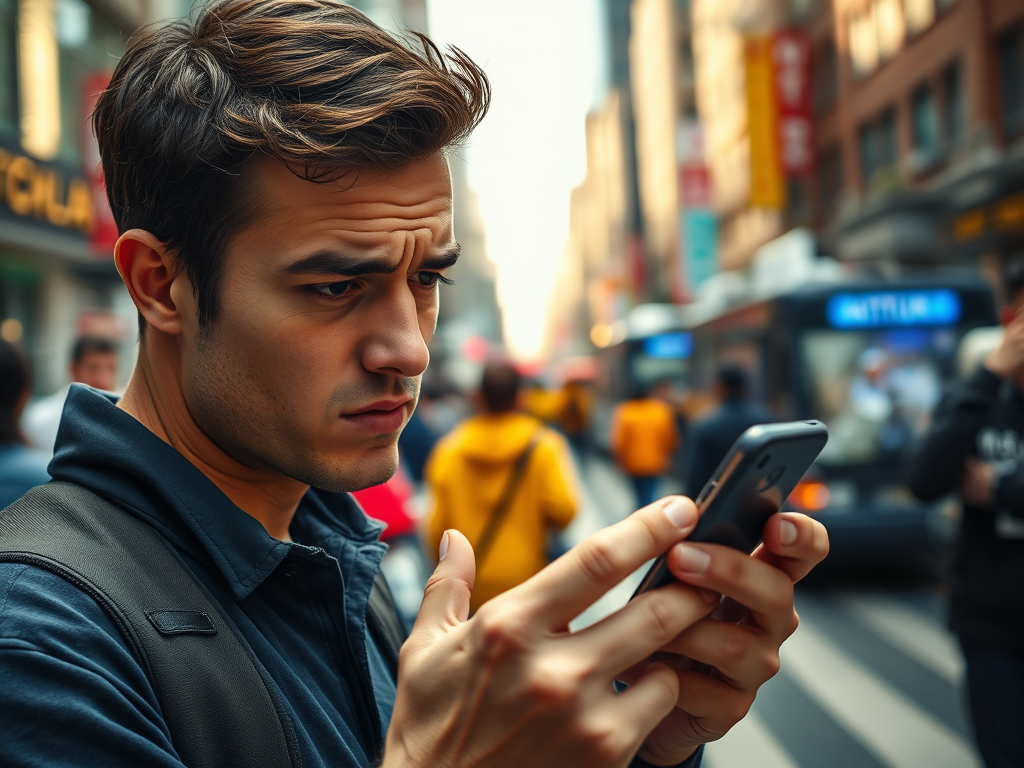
[782,622,980,768]
[841,594,964,685]
[704,710,800,768]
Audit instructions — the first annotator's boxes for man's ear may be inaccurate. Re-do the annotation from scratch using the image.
[114,229,186,336]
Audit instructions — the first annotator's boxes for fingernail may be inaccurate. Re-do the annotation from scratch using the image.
[780,520,797,546]
[663,498,696,529]
[674,544,711,573]
[439,531,450,561]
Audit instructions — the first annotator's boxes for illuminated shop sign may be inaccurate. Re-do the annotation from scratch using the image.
[643,332,694,359]
[0,148,94,234]
[827,290,961,329]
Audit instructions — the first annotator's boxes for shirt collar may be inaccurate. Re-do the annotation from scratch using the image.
[49,385,384,600]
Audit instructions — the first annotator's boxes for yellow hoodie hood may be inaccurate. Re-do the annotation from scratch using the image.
[444,412,544,464]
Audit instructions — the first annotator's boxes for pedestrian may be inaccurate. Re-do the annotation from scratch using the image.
[557,377,594,462]
[425,361,577,613]
[906,260,1024,768]
[0,3,830,767]
[0,339,50,508]
[21,336,120,453]
[611,380,679,508]
[683,363,774,497]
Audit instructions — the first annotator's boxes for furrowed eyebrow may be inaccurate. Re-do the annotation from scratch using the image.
[418,245,461,271]
[281,251,401,277]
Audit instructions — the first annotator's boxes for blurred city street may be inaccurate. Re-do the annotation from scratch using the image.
[565,452,981,768]
[2,0,1023,764]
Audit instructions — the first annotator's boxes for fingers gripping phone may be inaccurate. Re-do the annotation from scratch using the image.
[632,420,829,598]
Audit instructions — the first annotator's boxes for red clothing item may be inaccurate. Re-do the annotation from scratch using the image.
[351,468,416,540]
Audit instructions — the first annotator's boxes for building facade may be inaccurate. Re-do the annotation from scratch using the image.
[812,0,1024,286]
[0,0,163,394]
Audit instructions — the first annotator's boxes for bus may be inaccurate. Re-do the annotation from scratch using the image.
[685,276,998,568]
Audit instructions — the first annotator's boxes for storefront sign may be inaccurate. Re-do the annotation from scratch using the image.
[643,332,693,360]
[953,192,1024,243]
[0,147,93,234]
[827,290,961,329]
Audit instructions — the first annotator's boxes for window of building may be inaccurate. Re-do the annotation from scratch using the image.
[911,82,940,158]
[999,25,1024,139]
[813,41,838,115]
[0,0,17,138]
[903,0,935,36]
[55,0,125,165]
[942,59,964,145]
[859,107,898,189]
[816,145,844,221]
[850,6,880,77]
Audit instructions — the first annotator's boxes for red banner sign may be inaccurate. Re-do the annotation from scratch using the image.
[772,30,814,176]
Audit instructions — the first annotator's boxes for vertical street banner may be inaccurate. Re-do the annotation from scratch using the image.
[773,30,815,176]
[675,123,718,298]
[745,34,785,209]
[82,73,119,256]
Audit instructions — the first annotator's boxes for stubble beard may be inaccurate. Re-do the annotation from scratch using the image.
[186,332,420,493]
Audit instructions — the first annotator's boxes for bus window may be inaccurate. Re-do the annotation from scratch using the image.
[803,327,957,464]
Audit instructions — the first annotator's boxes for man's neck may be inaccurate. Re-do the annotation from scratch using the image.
[118,342,307,541]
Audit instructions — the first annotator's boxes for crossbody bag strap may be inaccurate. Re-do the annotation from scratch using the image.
[0,482,298,768]
[473,430,544,572]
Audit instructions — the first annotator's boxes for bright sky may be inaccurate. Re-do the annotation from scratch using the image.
[426,0,605,362]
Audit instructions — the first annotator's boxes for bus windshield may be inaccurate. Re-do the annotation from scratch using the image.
[802,327,959,465]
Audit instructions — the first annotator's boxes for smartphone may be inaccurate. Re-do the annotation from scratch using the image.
[631,420,828,598]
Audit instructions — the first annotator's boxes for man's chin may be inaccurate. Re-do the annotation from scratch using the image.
[303,452,399,494]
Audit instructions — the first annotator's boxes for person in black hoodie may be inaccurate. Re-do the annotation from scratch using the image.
[906,265,1024,768]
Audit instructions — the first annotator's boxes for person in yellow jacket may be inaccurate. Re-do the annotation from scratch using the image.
[610,381,679,509]
[425,362,577,614]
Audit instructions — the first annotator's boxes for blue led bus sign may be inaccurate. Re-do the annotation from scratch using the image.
[643,332,694,359]
[827,290,961,329]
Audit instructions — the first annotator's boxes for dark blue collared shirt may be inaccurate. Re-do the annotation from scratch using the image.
[0,386,394,766]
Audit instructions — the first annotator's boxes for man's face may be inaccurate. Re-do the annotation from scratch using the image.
[72,351,119,392]
[178,155,455,492]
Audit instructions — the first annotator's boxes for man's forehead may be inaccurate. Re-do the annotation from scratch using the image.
[249,153,453,206]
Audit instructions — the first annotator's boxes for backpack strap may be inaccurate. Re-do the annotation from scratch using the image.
[366,571,407,672]
[473,430,544,571]
[0,482,298,768]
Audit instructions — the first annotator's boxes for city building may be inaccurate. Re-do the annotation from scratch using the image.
[812,0,1024,287]
[552,0,645,360]
[0,0,169,393]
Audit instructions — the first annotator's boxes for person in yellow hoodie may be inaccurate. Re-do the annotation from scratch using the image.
[610,381,679,509]
[425,361,577,613]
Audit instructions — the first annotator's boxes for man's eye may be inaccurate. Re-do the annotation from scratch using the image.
[312,281,355,298]
[413,272,455,288]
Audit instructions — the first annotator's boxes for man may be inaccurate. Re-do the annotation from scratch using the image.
[611,381,679,508]
[21,336,119,452]
[907,264,1024,768]
[425,361,577,613]
[683,363,774,497]
[0,2,829,766]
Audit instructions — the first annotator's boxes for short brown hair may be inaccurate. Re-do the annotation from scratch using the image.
[480,362,521,413]
[94,0,489,328]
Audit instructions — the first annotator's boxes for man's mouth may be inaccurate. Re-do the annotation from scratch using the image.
[339,399,410,434]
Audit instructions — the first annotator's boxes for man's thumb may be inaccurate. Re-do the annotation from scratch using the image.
[415,529,477,631]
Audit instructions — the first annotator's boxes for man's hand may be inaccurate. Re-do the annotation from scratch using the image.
[385,496,712,768]
[628,512,829,765]
[384,498,828,768]
[985,310,1024,379]
[961,458,996,507]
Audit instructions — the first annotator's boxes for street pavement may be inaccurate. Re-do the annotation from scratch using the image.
[568,454,982,768]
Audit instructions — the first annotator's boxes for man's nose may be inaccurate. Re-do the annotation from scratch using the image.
[360,288,430,378]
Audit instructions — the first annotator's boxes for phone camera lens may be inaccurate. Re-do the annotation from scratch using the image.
[756,454,771,469]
